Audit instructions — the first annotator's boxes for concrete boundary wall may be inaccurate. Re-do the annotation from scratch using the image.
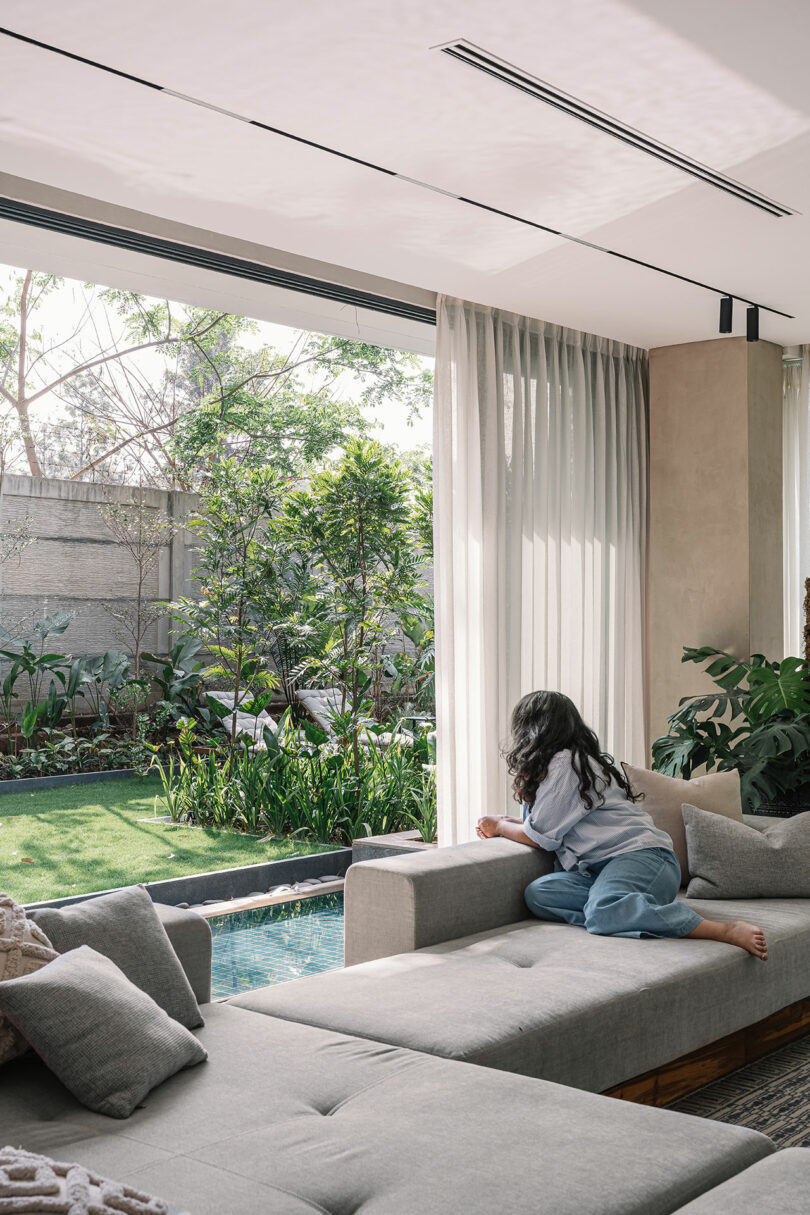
[0,474,198,659]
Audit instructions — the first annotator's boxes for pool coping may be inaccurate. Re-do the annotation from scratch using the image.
[196,879,345,918]
[24,848,352,911]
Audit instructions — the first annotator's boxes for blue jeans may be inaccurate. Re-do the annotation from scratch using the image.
[524,847,702,939]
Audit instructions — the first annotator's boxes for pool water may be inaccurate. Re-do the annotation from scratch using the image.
[208,892,345,999]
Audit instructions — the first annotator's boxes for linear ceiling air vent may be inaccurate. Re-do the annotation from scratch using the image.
[438,39,794,219]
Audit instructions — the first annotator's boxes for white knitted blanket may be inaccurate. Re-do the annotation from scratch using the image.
[0,895,58,1065]
[0,1148,177,1215]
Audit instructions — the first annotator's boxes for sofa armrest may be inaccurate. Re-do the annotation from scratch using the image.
[154,902,212,1005]
[344,838,553,966]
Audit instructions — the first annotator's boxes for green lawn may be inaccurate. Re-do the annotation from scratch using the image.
[0,776,334,905]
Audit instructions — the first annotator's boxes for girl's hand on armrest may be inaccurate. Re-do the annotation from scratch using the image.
[476,816,504,838]
[476,816,538,847]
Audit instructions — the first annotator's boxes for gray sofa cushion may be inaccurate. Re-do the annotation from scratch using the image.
[0,1003,773,1215]
[30,886,203,1029]
[0,946,207,1118]
[684,805,810,898]
[232,897,810,1093]
[676,1148,810,1214]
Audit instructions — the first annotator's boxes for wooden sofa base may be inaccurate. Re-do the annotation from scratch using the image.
[604,996,810,1107]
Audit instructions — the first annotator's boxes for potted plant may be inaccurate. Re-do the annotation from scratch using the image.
[652,646,810,814]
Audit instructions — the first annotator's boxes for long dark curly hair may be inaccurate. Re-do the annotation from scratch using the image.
[504,690,639,810]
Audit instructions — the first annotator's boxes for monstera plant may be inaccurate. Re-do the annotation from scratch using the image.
[651,646,810,812]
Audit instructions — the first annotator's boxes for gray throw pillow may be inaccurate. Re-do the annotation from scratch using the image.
[30,886,203,1029]
[683,803,810,898]
[0,945,207,1118]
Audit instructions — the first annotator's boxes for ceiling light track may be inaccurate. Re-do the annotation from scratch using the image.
[0,26,794,322]
[438,40,795,220]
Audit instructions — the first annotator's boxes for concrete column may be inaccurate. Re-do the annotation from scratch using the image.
[647,337,783,752]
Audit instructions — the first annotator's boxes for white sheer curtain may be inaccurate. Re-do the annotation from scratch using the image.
[783,348,810,655]
[433,297,649,845]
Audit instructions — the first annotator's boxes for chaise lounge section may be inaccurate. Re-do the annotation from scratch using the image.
[230,835,810,1095]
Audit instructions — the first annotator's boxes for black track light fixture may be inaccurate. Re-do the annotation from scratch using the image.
[719,296,733,334]
[746,305,760,342]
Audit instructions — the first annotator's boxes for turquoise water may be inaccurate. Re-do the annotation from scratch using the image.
[208,892,345,998]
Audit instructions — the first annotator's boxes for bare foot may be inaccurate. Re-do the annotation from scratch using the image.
[686,918,768,960]
[724,921,768,960]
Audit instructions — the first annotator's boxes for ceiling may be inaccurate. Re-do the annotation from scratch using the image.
[1,0,810,348]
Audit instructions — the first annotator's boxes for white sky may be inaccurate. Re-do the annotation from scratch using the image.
[0,263,434,465]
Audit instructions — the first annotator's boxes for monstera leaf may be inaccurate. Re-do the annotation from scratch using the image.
[655,646,810,809]
[745,658,810,721]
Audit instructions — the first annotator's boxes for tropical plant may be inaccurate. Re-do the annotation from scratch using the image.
[142,636,208,723]
[0,611,73,748]
[402,766,438,843]
[0,731,153,779]
[651,645,810,811]
[73,649,132,728]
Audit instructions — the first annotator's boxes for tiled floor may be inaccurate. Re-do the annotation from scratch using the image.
[208,892,345,998]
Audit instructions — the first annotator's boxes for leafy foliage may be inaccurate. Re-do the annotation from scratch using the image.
[0,732,153,780]
[282,439,432,766]
[168,462,288,759]
[651,645,810,810]
[0,271,433,489]
[156,714,437,842]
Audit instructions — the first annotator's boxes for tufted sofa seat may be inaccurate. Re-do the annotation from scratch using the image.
[0,999,775,1215]
[229,838,810,1093]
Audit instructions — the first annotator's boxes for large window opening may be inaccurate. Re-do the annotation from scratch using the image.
[0,239,435,910]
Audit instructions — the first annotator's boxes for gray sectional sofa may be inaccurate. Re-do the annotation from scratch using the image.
[237,835,810,1092]
[3,834,810,1214]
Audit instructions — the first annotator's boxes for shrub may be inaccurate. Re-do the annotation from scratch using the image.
[155,716,437,844]
[0,733,154,780]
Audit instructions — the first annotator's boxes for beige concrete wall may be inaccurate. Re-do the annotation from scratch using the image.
[647,337,783,750]
[0,475,197,660]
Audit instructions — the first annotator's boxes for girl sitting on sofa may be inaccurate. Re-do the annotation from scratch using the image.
[476,690,767,960]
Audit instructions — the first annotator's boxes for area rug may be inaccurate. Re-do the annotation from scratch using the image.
[670,1035,810,1148]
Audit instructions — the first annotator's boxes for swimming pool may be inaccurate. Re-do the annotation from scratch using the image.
[208,892,345,999]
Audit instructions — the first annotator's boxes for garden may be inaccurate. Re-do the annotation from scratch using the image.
[0,445,436,854]
[0,270,437,900]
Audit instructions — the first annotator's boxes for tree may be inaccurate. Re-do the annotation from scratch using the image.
[0,271,228,481]
[168,328,431,489]
[283,439,428,771]
[0,460,33,571]
[97,489,176,680]
[169,461,285,763]
[0,270,434,490]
